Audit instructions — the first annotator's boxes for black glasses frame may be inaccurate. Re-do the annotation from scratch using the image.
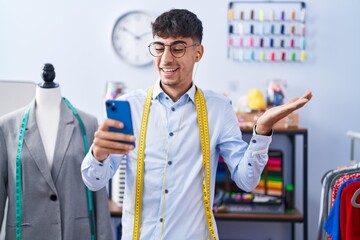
[148,41,199,58]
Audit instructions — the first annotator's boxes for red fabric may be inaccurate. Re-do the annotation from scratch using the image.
[328,174,360,240]
[332,173,360,206]
[340,181,360,240]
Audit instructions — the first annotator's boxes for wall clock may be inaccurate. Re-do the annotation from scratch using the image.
[112,11,154,67]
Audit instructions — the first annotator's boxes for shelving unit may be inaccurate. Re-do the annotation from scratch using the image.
[214,127,308,240]
[227,1,307,63]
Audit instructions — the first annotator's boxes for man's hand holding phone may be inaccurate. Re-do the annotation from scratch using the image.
[92,119,136,161]
[92,100,136,161]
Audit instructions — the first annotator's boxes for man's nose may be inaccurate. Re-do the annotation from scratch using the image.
[161,46,174,62]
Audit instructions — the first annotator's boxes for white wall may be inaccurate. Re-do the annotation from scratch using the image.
[0,81,36,239]
[1,0,360,239]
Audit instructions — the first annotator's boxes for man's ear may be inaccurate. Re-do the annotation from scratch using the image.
[195,45,204,62]
[196,53,201,60]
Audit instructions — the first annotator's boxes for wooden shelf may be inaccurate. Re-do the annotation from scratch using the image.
[240,126,308,134]
[214,208,304,222]
[109,199,303,222]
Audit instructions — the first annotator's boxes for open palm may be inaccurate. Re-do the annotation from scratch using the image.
[255,91,313,135]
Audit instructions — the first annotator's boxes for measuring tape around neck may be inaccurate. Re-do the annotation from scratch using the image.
[132,86,217,240]
[194,88,217,240]
[15,98,96,240]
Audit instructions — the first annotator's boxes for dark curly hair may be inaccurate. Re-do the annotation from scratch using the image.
[151,9,203,43]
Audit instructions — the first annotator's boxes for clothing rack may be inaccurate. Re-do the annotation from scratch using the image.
[347,131,360,165]
[317,131,360,240]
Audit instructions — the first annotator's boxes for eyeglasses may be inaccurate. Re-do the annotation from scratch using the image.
[148,41,199,58]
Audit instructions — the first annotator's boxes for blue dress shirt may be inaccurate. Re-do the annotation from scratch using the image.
[81,81,272,240]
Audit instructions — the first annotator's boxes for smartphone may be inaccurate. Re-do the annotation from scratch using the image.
[105,100,135,146]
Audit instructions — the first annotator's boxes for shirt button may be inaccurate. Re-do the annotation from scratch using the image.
[248,162,252,166]
[165,189,169,194]
[160,218,163,222]
[171,107,175,111]
[50,194,57,201]
[99,163,103,167]
[168,161,172,165]
[165,97,169,100]
[252,139,257,143]
[169,132,174,136]
[96,177,100,180]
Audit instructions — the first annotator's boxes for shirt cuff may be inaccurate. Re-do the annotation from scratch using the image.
[82,146,111,183]
[249,126,272,157]
[253,124,273,136]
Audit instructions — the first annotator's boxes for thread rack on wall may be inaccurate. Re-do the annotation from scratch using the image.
[227,1,306,63]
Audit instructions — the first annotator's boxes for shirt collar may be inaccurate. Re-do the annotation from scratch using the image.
[152,79,197,103]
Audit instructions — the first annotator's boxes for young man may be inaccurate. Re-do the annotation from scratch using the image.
[81,9,312,239]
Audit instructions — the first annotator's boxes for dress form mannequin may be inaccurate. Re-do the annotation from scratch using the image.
[35,63,61,167]
[0,63,113,239]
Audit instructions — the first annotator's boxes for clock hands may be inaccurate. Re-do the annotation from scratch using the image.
[121,27,151,40]
[121,27,139,39]
[137,31,152,39]
[112,11,153,66]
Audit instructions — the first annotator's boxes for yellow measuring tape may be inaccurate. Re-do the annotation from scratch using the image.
[133,85,217,240]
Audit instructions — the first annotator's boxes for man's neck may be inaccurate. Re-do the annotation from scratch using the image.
[160,82,193,102]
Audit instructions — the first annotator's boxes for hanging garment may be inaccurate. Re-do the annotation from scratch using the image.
[331,172,360,207]
[317,163,360,240]
[324,178,360,240]
[339,181,360,239]
[0,100,112,240]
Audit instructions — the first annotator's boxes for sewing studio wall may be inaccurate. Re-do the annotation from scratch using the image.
[227,1,306,63]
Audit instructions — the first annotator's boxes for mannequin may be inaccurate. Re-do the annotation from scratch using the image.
[0,63,112,239]
[35,63,61,167]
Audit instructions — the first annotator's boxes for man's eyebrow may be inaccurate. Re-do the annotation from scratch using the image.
[152,40,188,45]
[171,40,187,45]
[152,41,164,45]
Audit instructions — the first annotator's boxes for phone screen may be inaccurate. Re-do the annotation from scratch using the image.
[105,100,135,146]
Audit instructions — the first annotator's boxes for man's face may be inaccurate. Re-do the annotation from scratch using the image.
[152,36,203,90]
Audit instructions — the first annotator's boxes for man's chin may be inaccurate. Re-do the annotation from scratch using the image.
[160,78,179,87]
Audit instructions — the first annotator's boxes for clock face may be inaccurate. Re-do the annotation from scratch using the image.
[112,11,154,67]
